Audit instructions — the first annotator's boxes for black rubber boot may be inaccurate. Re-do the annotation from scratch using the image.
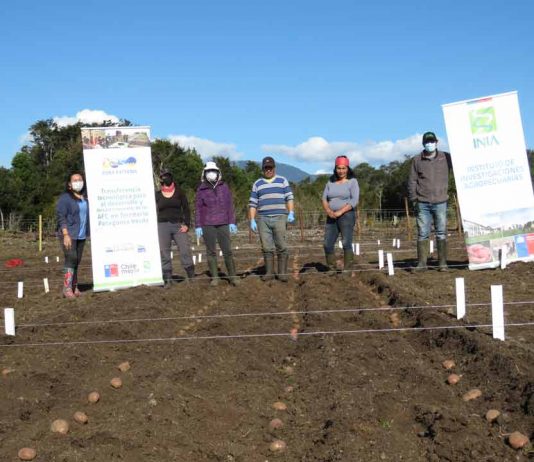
[185,265,195,281]
[277,253,289,282]
[325,252,337,275]
[207,256,219,286]
[343,249,354,276]
[437,239,449,272]
[261,253,275,281]
[163,271,174,288]
[414,240,429,272]
[224,256,240,286]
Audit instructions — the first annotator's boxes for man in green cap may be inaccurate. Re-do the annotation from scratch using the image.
[408,132,452,271]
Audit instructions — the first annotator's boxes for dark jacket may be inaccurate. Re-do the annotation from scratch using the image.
[56,192,90,238]
[195,181,236,227]
[408,150,452,203]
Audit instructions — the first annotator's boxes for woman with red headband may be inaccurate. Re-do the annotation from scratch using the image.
[321,155,360,274]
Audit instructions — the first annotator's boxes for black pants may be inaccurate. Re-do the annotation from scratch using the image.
[158,222,194,276]
[202,225,233,258]
[60,238,86,271]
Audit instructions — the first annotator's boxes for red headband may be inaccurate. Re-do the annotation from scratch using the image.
[335,156,349,167]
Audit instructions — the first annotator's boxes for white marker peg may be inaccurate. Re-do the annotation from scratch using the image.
[43,278,50,294]
[198,253,202,263]
[455,277,465,320]
[491,285,505,341]
[193,255,197,265]
[500,246,507,270]
[44,256,49,264]
[430,240,434,254]
[170,251,174,259]
[378,250,384,269]
[392,238,396,247]
[386,252,394,276]
[352,243,355,252]
[219,250,223,257]
[355,243,360,256]
[236,246,239,250]
[396,239,401,249]
[17,282,23,299]
[56,256,60,263]
[4,308,15,336]
[377,239,381,245]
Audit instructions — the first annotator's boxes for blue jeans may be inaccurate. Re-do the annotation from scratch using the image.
[324,210,356,254]
[257,215,288,256]
[416,201,447,241]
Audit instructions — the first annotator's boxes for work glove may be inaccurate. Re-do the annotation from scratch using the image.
[195,227,203,239]
[287,211,295,223]
[250,218,258,233]
[229,224,238,234]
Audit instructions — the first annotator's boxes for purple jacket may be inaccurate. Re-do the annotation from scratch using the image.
[195,181,236,227]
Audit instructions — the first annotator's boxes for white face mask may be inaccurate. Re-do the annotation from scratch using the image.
[206,171,218,182]
[71,181,84,192]
[424,142,437,153]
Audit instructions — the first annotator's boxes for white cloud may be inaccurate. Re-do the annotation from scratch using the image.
[263,134,449,167]
[167,135,242,161]
[53,109,120,127]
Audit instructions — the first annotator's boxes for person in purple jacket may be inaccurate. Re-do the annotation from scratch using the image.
[195,161,240,286]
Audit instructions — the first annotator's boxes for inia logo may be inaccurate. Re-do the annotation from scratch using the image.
[469,106,499,149]
[469,107,497,134]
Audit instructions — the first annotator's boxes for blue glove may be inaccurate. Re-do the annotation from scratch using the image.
[250,218,258,233]
[287,211,295,223]
[195,227,203,239]
[229,224,238,234]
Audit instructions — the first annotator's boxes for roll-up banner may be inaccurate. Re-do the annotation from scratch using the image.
[443,91,534,269]
[81,126,163,290]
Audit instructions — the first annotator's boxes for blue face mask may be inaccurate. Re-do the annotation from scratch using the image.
[424,142,437,153]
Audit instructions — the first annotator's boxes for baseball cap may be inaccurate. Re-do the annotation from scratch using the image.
[422,132,438,144]
[262,156,276,168]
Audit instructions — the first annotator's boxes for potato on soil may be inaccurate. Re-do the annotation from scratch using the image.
[88,391,100,403]
[17,448,37,461]
[269,439,287,452]
[117,361,131,372]
[110,377,123,389]
[73,411,88,424]
[442,359,455,370]
[485,409,500,422]
[447,373,461,385]
[272,401,287,411]
[462,389,482,401]
[50,419,69,434]
[508,431,529,449]
[269,418,284,430]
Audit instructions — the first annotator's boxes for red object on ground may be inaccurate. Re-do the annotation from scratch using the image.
[4,258,24,268]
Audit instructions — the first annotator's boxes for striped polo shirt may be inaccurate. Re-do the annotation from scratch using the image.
[249,175,294,216]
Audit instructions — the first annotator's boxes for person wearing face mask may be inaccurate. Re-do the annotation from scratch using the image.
[322,156,359,275]
[249,156,295,282]
[408,132,453,271]
[155,170,195,285]
[56,172,90,298]
[195,161,240,286]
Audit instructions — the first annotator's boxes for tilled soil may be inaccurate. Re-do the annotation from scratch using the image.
[0,233,532,461]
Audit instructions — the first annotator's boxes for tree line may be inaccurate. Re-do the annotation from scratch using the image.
[1,118,533,227]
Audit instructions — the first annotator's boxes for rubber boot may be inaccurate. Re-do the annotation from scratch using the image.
[72,271,81,297]
[224,256,240,286]
[208,256,220,286]
[343,249,354,276]
[325,252,337,275]
[163,271,174,288]
[63,268,75,298]
[414,240,429,272]
[185,265,195,282]
[437,239,449,272]
[261,253,275,281]
[277,253,289,282]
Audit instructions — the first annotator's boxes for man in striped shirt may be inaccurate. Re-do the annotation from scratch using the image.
[249,156,295,282]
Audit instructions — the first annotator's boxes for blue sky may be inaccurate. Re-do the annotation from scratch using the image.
[1,0,532,174]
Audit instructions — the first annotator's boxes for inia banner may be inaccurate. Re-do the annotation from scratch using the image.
[443,91,534,269]
[81,126,163,290]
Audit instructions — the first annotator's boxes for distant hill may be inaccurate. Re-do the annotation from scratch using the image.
[236,160,316,183]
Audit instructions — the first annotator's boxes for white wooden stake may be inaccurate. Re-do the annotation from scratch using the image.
[43,278,50,294]
[500,247,507,270]
[491,285,505,341]
[352,243,355,252]
[355,243,360,255]
[44,256,49,264]
[386,252,394,276]
[455,277,465,320]
[396,239,401,249]
[4,308,15,336]
[17,282,23,299]
[219,250,223,257]
[193,255,197,265]
[236,246,239,250]
[198,253,202,263]
[170,251,174,259]
[392,238,396,247]
[430,240,434,254]
[56,256,60,263]
[378,250,384,269]
[377,239,381,245]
